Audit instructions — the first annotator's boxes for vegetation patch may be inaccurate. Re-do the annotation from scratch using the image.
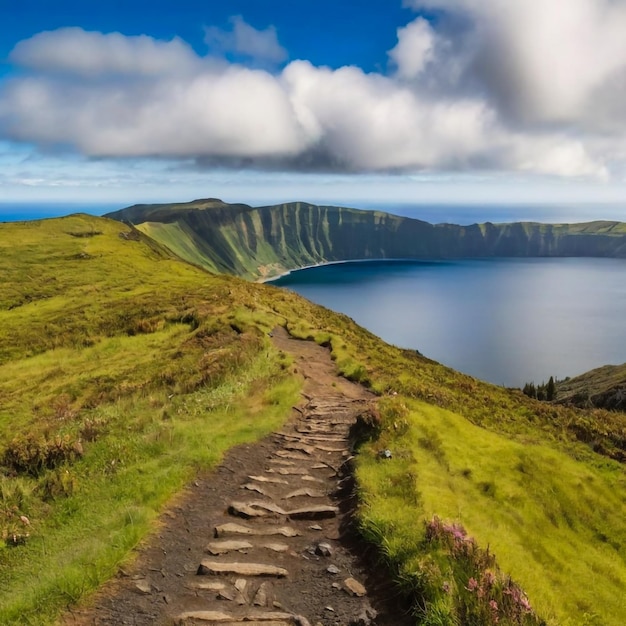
[354,399,626,626]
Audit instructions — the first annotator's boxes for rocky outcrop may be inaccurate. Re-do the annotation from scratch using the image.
[555,363,626,412]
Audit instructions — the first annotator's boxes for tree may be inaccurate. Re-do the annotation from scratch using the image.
[546,376,556,401]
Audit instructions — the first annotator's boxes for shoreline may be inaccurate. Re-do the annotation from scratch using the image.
[259,257,442,283]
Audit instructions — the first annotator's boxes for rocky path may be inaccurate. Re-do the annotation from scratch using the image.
[64,328,410,626]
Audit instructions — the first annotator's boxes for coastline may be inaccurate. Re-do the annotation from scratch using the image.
[258,257,434,283]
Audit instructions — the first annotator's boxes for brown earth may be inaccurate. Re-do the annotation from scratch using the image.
[63,328,414,626]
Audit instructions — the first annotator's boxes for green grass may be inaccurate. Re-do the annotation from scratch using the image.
[1,214,625,625]
[0,352,300,624]
[355,399,626,625]
[0,215,302,623]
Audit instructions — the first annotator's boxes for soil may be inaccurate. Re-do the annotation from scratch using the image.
[62,328,414,626]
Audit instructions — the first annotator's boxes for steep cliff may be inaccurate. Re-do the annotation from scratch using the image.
[106,199,626,279]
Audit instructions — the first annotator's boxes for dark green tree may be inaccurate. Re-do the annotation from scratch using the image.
[546,376,556,401]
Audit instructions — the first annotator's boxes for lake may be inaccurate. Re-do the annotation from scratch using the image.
[273,258,626,387]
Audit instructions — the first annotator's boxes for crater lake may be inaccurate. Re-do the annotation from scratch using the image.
[273,257,626,387]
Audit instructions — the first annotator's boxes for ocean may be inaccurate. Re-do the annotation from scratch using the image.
[273,257,626,387]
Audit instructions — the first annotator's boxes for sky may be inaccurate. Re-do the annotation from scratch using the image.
[2,0,626,215]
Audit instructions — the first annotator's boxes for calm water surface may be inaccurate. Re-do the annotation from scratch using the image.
[274,258,626,387]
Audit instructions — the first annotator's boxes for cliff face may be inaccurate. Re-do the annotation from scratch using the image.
[106,200,626,279]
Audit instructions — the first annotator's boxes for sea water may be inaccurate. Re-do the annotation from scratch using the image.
[273,258,626,387]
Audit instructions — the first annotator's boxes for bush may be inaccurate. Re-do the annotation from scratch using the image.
[2,435,83,477]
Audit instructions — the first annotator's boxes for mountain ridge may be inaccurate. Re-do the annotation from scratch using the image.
[106,199,626,280]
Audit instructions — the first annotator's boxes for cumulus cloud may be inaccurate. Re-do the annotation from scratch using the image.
[204,16,287,64]
[10,28,204,76]
[2,4,626,179]
[388,18,437,80]
[406,0,626,130]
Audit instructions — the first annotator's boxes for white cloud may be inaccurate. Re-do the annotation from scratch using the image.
[388,18,437,80]
[10,28,204,75]
[3,5,626,182]
[204,16,287,64]
[406,0,626,129]
[283,61,495,171]
[0,68,307,158]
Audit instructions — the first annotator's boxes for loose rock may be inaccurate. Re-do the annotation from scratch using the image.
[315,542,333,557]
[343,577,367,597]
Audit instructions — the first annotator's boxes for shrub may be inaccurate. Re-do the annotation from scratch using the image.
[40,468,77,501]
[425,517,541,626]
[2,435,83,477]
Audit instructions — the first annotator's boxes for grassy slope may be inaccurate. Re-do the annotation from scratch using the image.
[0,215,625,625]
[0,215,301,623]
[555,363,626,411]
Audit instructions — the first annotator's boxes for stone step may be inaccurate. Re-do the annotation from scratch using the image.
[283,488,324,499]
[179,620,292,626]
[310,463,330,470]
[306,400,352,409]
[294,435,347,443]
[206,540,254,555]
[314,445,346,453]
[279,432,348,445]
[260,542,290,553]
[274,432,300,441]
[241,483,270,496]
[197,561,288,578]
[300,475,324,484]
[283,443,315,455]
[248,475,289,485]
[214,523,300,539]
[175,609,303,624]
[206,540,290,555]
[228,501,286,519]
[268,459,295,466]
[273,450,310,461]
[287,505,338,520]
[305,416,354,425]
[267,467,308,476]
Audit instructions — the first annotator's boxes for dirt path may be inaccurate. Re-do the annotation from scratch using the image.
[64,328,411,626]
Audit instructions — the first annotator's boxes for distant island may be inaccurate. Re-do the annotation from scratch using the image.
[107,198,626,281]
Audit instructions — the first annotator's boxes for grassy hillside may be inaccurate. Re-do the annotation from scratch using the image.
[555,364,626,411]
[106,199,626,280]
[0,215,302,623]
[0,215,625,625]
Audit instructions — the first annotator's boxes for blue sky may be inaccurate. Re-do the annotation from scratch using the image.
[2,0,626,215]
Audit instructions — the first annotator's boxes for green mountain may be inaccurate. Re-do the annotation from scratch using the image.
[106,199,626,280]
[1,214,625,625]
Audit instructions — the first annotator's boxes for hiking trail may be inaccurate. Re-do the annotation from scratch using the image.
[64,328,411,626]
